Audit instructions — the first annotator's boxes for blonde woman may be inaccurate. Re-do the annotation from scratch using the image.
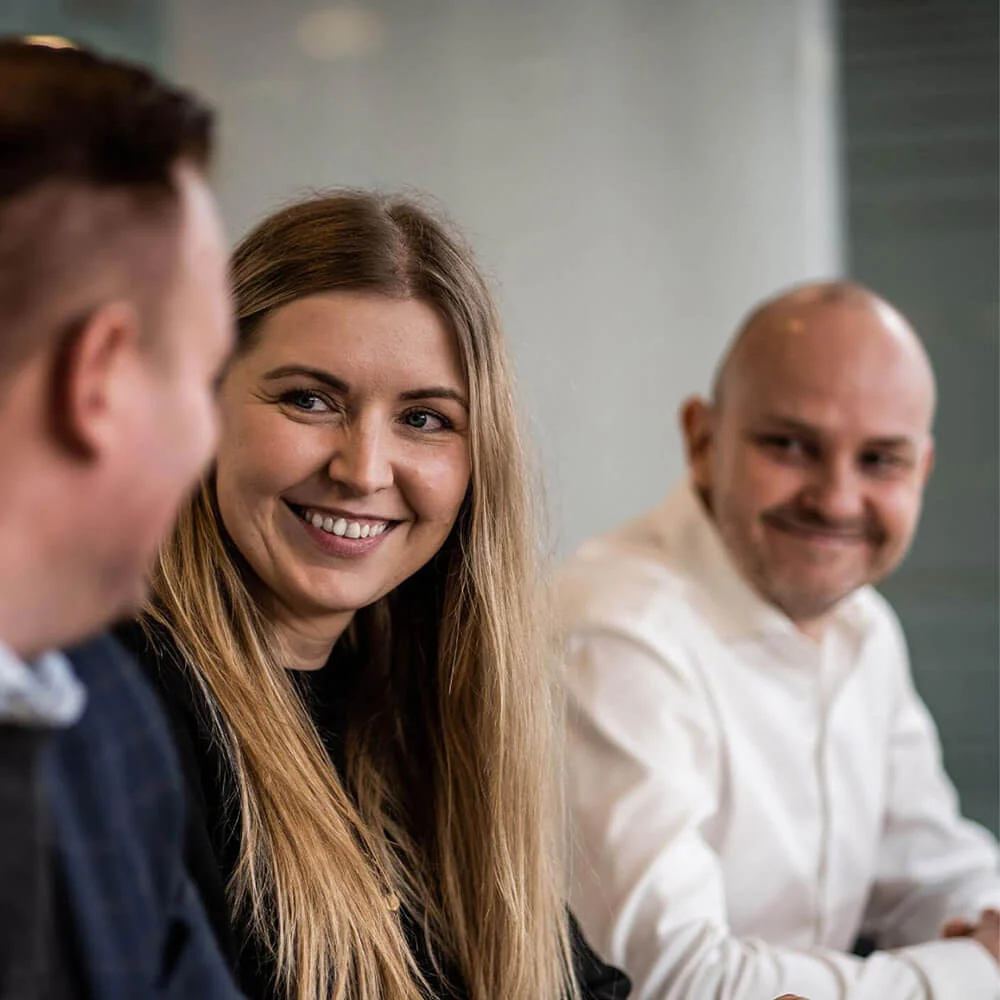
[118,192,629,1000]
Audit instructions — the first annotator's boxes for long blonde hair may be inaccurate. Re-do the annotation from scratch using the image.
[145,191,575,1000]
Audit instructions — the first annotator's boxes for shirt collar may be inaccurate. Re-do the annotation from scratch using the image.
[664,479,876,647]
[0,637,86,729]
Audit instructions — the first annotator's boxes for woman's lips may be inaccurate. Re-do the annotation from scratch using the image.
[284,501,398,558]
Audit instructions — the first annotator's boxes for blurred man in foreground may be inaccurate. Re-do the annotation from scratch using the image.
[560,282,1000,998]
[0,39,238,998]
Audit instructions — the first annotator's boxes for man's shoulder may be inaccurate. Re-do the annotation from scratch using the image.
[847,586,908,648]
[113,618,216,744]
[47,631,241,998]
[65,629,142,684]
[860,585,904,626]
[51,630,183,822]
[558,500,705,645]
[63,630,174,745]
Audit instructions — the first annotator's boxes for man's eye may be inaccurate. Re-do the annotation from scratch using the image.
[756,434,821,465]
[762,435,803,454]
[861,451,906,473]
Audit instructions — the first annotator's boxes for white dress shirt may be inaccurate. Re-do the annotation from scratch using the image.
[559,481,1000,1000]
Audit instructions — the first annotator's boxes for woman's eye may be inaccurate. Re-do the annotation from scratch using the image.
[402,409,449,432]
[281,389,330,413]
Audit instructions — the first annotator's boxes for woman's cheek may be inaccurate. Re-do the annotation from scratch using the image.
[407,450,470,522]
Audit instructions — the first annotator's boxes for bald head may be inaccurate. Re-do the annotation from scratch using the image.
[712,281,936,423]
[683,280,937,634]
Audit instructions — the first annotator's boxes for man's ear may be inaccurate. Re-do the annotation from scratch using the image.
[921,435,936,485]
[49,300,142,458]
[679,396,715,491]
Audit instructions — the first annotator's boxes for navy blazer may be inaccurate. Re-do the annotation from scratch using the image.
[43,633,243,999]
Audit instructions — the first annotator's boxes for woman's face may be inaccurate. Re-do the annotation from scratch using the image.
[215,292,471,632]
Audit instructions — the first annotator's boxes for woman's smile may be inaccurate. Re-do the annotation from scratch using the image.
[283,499,399,559]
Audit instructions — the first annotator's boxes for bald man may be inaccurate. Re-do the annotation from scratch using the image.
[559,282,1000,999]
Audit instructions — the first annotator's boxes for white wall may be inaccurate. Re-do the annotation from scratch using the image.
[168,0,842,552]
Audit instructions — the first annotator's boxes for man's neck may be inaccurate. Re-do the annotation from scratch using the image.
[0,524,84,660]
[794,615,831,644]
[0,602,50,662]
[0,588,60,662]
[0,406,98,657]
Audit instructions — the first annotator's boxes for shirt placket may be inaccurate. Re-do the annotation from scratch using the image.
[813,634,834,945]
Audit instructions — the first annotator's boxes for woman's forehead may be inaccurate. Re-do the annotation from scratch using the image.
[248,292,468,391]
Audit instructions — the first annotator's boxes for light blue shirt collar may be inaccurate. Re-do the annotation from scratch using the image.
[0,637,86,728]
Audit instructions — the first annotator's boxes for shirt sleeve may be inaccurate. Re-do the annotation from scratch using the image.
[565,628,1000,1000]
[860,616,1000,948]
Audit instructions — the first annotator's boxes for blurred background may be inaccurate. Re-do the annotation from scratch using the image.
[2,0,996,834]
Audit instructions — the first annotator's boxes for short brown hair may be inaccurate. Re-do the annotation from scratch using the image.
[0,39,215,375]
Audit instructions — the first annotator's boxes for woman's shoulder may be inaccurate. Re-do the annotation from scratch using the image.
[570,910,632,999]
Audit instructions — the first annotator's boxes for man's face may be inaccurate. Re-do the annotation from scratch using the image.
[102,164,233,614]
[686,302,935,627]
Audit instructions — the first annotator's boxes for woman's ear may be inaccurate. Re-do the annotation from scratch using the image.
[49,300,142,458]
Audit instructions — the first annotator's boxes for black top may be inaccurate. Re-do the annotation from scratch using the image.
[116,621,630,1000]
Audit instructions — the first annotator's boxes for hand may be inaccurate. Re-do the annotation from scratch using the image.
[942,908,1000,965]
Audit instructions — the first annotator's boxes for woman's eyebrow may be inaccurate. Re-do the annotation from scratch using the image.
[262,367,469,411]
[399,386,469,411]
[261,365,350,393]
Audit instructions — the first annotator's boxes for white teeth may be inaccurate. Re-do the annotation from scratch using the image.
[303,509,389,539]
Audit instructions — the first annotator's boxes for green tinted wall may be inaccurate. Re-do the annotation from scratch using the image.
[0,0,161,66]
[840,0,999,833]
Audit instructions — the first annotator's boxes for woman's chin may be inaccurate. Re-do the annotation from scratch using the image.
[293,583,380,620]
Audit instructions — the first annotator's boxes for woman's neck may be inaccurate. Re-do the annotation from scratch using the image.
[268,604,355,672]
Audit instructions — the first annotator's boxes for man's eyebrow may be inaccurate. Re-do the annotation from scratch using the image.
[755,416,917,450]
[862,436,917,451]
[754,415,822,436]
